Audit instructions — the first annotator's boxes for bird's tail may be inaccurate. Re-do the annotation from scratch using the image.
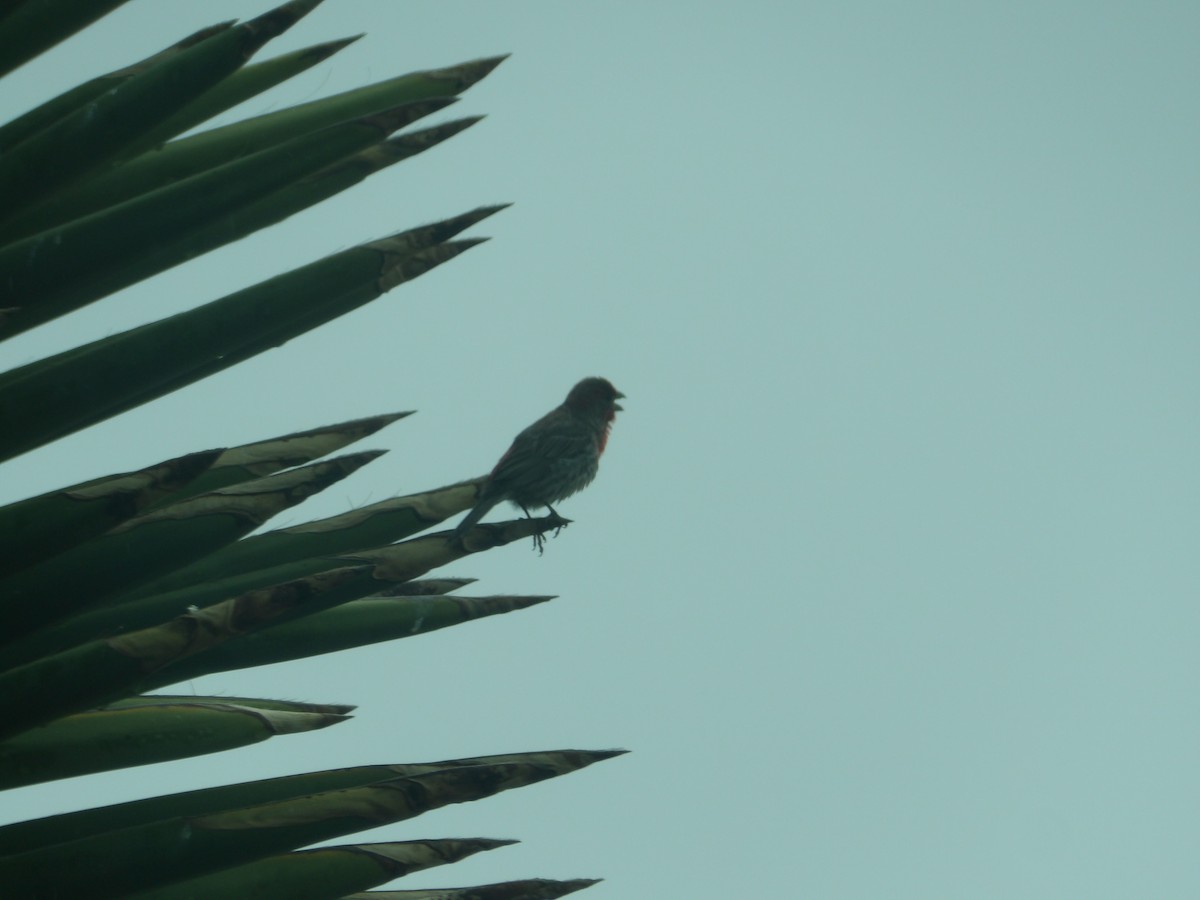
[453,496,500,541]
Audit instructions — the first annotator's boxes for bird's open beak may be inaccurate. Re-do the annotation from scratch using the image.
[614,389,625,411]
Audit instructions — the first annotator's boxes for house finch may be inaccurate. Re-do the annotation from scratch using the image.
[454,377,624,551]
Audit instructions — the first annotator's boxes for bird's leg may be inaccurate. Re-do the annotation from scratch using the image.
[544,503,569,541]
[516,502,548,553]
[522,504,569,554]
[516,502,546,553]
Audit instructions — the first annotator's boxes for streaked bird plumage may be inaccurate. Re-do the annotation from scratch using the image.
[454,377,624,550]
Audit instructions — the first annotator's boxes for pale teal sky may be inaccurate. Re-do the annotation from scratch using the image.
[2,2,1198,897]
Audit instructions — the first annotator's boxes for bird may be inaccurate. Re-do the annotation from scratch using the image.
[454,377,624,552]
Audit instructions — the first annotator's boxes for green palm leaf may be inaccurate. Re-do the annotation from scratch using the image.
[0,3,617,895]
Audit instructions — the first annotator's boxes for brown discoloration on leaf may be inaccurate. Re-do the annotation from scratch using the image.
[336,519,565,581]
[349,751,627,792]
[341,878,601,899]
[365,206,506,261]
[325,116,484,182]
[340,535,456,583]
[421,55,510,93]
[109,450,384,531]
[383,116,484,154]
[360,97,458,137]
[375,576,477,597]
[375,238,488,292]
[194,760,584,832]
[342,837,516,874]
[106,695,355,715]
[106,566,365,671]
[211,413,410,477]
[66,449,220,503]
[284,477,484,535]
[238,705,348,735]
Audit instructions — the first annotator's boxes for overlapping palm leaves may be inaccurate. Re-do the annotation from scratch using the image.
[0,2,617,897]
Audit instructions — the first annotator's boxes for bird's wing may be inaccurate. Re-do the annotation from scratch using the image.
[490,413,594,482]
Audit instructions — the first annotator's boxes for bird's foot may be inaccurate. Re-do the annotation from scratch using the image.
[529,510,571,554]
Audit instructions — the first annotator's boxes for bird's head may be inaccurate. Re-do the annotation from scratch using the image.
[565,377,625,419]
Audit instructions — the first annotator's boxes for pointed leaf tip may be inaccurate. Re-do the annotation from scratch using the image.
[359,97,458,139]
[304,34,365,62]
[592,748,630,761]
[480,837,521,848]
[485,594,557,609]
[246,0,328,46]
[395,113,486,142]
[561,879,605,893]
